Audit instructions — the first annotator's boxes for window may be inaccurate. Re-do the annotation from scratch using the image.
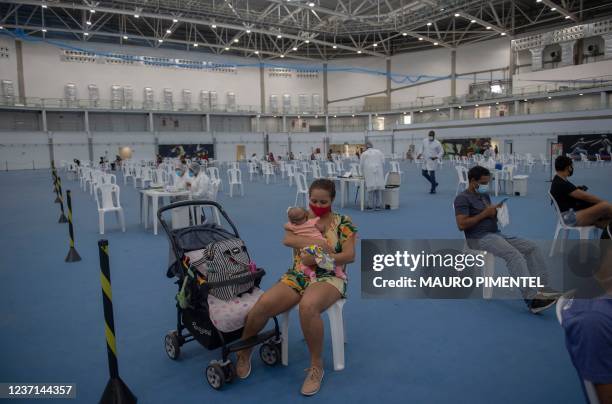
[403,114,412,125]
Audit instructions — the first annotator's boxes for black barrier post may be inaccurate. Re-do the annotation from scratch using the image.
[53,170,61,203]
[64,190,81,262]
[56,178,68,223]
[98,240,137,404]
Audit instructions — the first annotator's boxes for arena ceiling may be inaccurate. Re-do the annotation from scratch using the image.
[1,0,612,60]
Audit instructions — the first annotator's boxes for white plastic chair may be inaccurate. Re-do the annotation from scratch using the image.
[95,183,126,235]
[455,166,469,195]
[580,153,591,168]
[281,298,347,371]
[326,162,336,177]
[556,296,601,404]
[311,164,323,179]
[207,167,223,191]
[389,160,402,181]
[286,163,296,187]
[262,163,276,184]
[548,192,597,257]
[248,162,259,182]
[294,172,309,208]
[349,163,361,176]
[228,168,243,197]
[300,161,311,177]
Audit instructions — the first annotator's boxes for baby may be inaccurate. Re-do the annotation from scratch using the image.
[284,207,346,281]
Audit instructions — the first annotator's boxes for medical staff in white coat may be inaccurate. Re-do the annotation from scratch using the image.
[417,130,444,194]
[360,142,386,210]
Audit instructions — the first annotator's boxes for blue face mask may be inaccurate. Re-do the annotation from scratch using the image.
[477,183,489,194]
[176,170,182,176]
[188,171,194,177]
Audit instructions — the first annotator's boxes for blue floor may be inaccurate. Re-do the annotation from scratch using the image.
[1,161,611,403]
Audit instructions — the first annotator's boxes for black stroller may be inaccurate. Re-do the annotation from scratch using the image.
[158,200,282,390]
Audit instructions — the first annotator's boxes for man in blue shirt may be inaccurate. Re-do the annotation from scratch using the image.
[453,165,557,313]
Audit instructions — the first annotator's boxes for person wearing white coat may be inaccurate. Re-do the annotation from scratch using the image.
[360,142,386,210]
[418,130,444,194]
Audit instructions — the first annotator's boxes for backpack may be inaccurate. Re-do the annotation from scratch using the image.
[202,238,254,300]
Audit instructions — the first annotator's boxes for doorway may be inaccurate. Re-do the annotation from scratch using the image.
[236,145,246,161]
[504,140,513,154]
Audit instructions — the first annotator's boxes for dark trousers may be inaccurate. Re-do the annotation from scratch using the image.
[421,169,437,191]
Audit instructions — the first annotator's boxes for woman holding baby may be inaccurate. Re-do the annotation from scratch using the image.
[234,178,357,396]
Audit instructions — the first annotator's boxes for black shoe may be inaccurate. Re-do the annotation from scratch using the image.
[525,297,558,314]
[429,190,436,194]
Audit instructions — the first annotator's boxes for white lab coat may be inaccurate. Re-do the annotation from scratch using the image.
[419,138,444,171]
[359,147,386,190]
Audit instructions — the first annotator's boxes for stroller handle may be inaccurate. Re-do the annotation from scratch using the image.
[157,199,240,238]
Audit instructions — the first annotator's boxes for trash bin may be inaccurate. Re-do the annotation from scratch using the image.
[383,172,401,209]
[512,175,529,196]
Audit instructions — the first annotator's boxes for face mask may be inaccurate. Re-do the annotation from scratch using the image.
[477,184,489,194]
[568,166,574,177]
[175,170,182,176]
[188,171,194,178]
[309,203,331,217]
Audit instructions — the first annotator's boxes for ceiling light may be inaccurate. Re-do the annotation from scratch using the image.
[357,50,362,53]
[42,28,47,32]
[292,47,298,51]
[523,99,528,101]
[458,106,462,108]
[565,15,571,19]
[454,13,460,17]
[402,32,408,36]
[172,18,178,23]
[352,114,355,117]
[440,8,445,11]
[246,29,251,33]
[547,96,552,99]
[470,19,476,23]
[305,40,310,43]
[86,21,92,25]
[308,2,315,6]
[334,115,337,118]
[193,42,198,47]
[427,22,432,26]
[134,14,139,18]
[536,0,542,2]
[166,29,172,34]
[551,7,557,11]
[84,32,89,36]
[225,47,230,50]
[501,32,506,36]
[277,34,282,38]
[90,9,95,13]
[418,37,423,41]
[495,102,499,105]
[211,24,216,28]
[475,104,479,107]
[123,35,128,39]
[436,108,440,111]
[42,4,47,8]
[433,42,439,45]
[254,51,259,54]
[486,26,492,29]
[373,43,378,47]
[579,93,583,96]
[280,54,285,58]
[234,38,239,42]
[332,45,337,49]
[419,110,423,113]
[158,39,163,43]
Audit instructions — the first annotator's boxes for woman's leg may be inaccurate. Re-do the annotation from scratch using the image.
[235,282,300,377]
[298,281,341,368]
[576,201,612,227]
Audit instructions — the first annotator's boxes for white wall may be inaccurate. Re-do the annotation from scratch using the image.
[92,132,155,162]
[327,56,387,107]
[0,131,49,170]
[392,47,452,104]
[513,59,612,93]
[0,36,19,98]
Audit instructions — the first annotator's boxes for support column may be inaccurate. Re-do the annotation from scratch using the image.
[282,115,287,132]
[450,50,457,99]
[449,107,455,120]
[386,58,391,109]
[85,110,93,161]
[509,49,516,77]
[601,91,608,109]
[205,113,211,132]
[368,114,373,131]
[514,100,520,116]
[259,63,266,114]
[212,135,217,159]
[48,131,54,167]
[323,63,328,114]
[15,40,26,104]
[529,47,544,71]
[409,111,414,124]
[325,115,329,134]
[148,112,154,132]
[523,100,529,115]
[256,115,261,132]
[42,109,48,132]
[559,40,576,67]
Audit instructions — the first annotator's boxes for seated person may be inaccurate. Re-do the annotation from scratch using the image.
[551,155,612,234]
[285,207,346,281]
[454,165,558,313]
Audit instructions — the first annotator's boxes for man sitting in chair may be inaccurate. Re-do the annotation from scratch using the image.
[454,166,558,313]
[550,155,611,237]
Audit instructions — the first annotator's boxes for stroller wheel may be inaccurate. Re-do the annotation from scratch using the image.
[164,331,181,360]
[259,342,280,366]
[206,364,225,390]
[222,362,236,383]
